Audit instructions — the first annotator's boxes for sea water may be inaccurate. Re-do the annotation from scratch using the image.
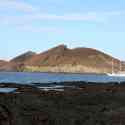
[0,72,124,84]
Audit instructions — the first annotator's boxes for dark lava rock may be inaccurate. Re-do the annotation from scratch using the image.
[0,82,125,124]
[0,104,12,125]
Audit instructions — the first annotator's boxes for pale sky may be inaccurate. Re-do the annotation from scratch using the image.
[0,0,125,60]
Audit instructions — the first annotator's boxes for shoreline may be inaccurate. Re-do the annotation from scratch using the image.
[0,71,107,75]
[0,81,124,93]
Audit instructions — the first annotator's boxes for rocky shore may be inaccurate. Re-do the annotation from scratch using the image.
[0,82,125,125]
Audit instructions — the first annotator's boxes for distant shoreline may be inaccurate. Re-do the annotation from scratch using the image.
[0,71,107,75]
[0,80,123,86]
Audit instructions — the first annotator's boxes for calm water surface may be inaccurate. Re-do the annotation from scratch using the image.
[0,72,124,84]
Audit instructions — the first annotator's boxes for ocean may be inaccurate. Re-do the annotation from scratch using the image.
[0,72,124,84]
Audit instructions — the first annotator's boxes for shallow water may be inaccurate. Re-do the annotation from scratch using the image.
[0,72,124,84]
[0,88,17,93]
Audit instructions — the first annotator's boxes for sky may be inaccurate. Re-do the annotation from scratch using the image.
[0,0,125,60]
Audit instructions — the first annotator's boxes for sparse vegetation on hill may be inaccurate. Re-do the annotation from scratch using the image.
[10,51,36,63]
[0,45,124,73]
[0,60,8,67]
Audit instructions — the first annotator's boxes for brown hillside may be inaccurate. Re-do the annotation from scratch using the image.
[0,51,36,72]
[26,45,118,66]
[0,62,20,71]
[10,51,36,63]
[0,60,8,67]
[0,45,124,73]
[23,44,123,73]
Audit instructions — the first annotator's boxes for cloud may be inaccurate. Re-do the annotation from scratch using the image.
[35,13,97,21]
[0,0,37,12]
[0,12,98,33]
[0,13,98,25]
[17,25,64,33]
[0,0,124,23]
[0,11,124,28]
[1,11,124,25]
[0,8,125,32]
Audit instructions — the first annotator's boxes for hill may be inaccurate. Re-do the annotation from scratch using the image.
[23,44,122,73]
[0,60,8,67]
[0,51,36,72]
[0,45,124,73]
[10,51,36,63]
